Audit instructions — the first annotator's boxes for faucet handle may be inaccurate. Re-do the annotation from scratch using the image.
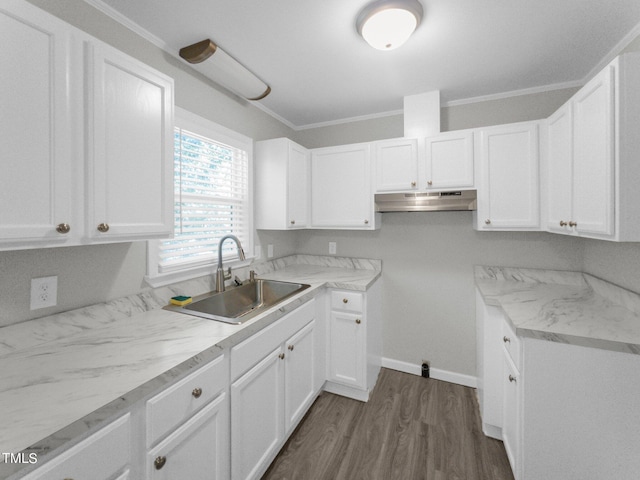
[224,267,232,280]
[249,270,256,282]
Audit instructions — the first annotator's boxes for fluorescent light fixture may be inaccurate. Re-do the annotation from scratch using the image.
[356,0,423,51]
[179,39,271,100]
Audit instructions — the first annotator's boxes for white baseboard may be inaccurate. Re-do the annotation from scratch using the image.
[381,357,478,388]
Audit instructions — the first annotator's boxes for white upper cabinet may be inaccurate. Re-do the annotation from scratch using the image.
[311,143,379,229]
[255,138,309,230]
[86,42,174,241]
[545,103,574,234]
[425,130,475,190]
[476,122,540,230]
[0,1,78,248]
[544,53,640,241]
[0,1,174,251]
[373,138,419,192]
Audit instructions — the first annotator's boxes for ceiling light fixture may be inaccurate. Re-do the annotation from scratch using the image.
[179,39,271,101]
[356,0,423,51]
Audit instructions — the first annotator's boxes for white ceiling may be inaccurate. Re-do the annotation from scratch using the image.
[90,0,640,129]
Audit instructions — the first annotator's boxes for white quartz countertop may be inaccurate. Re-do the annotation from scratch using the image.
[475,266,640,355]
[0,255,380,479]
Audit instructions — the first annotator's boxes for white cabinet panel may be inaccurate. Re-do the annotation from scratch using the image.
[502,353,520,479]
[545,103,574,233]
[148,394,229,480]
[284,320,316,433]
[425,131,474,190]
[329,311,365,389]
[231,348,284,480]
[311,143,378,229]
[373,138,419,192]
[22,414,131,480]
[86,42,174,240]
[0,1,77,246]
[476,122,539,230]
[255,138,309,229]
[572,66,615,237]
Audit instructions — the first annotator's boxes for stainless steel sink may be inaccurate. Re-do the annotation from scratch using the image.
[167,279,311,324]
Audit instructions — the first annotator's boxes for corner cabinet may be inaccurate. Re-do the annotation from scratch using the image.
[0,1,174,251]
[255,138,310,230]
[475,122,540,231]
[544,53,640,241]
[311,143,380,229]
[325,279,382,402]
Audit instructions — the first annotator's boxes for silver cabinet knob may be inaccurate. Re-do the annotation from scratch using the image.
[279,353,285,360]
[192,387,202,398]
[569,221,577,227]
[508,375,517,383]
[364,219,369,225]
[355,318,361,325]
[97,223,110,233]
[154,456,167,470]
[427,180,433,186]
[343,298,348,304]
[56,223,71,234]
[503,336,510,343]
[485,219,491,225]
[559,220,567,227]
[290,220,295,225]
[411,181,417,187]
[288,344,294,351]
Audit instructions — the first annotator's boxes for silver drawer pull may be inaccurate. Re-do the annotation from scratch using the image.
[509,375,517,383]
[503,336,510,343]
[154,456,167,470]
[192,387,202,398]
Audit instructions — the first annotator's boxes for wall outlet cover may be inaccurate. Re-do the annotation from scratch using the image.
[329,242,337,255]
[30,276,58,310]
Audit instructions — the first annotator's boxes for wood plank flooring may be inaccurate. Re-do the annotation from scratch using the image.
[262,368,514,480]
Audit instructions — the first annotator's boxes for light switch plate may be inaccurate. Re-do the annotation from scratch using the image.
[30,276,58,310]
[329,242,337,255]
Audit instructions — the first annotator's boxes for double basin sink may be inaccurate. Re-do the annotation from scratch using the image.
[167,279,311,324]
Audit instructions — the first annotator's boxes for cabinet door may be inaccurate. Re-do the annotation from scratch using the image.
[287,142,310,228]
[573,66,615,237]
[329,311,365,389]
[148,393,229,480]
[478,123,540,230]
[86,42,174,240]
[425,131,474,190]
[284,321,316,433]
[0,2,76,246]
[502,354,520,479]
[545,104,574,234]
[374,138,419,192]
[311,144,374,228]
[231,348,284,480]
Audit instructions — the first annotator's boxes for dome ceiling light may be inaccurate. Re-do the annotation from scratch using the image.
[356,0,423,51]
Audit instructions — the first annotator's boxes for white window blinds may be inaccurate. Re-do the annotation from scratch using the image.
[147,108,252,284]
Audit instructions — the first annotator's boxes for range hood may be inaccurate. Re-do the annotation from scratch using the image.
[375,190,477,212]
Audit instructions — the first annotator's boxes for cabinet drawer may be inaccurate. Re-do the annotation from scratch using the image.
[146,354,228,447]
[330,290,363,312]
[22,414,131,480]
[502,319,521,370]
[231,299,315,381]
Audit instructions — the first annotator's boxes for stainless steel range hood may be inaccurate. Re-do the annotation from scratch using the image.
[375,190,477,212]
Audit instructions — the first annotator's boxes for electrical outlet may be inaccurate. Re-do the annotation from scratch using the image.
[329,242,337,255]
[30,276,58,310]
[267,244,274,258]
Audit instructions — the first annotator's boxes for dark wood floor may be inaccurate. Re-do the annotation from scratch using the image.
[262,368,514,480]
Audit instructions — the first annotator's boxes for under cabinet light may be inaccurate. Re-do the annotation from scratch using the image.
[179,39,271,101]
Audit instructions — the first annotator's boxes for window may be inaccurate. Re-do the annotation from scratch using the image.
[146,107,253,286]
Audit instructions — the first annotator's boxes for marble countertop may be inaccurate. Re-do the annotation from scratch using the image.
[475,266,640,355]
[0,255,381,479]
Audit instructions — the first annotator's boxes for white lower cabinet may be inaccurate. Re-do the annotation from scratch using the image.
[145,354,229,480]
[501,345,521,478]
[230,299,320,480]
[147,394,229,480]
[325,280,382,402]
[21,414,132,480]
